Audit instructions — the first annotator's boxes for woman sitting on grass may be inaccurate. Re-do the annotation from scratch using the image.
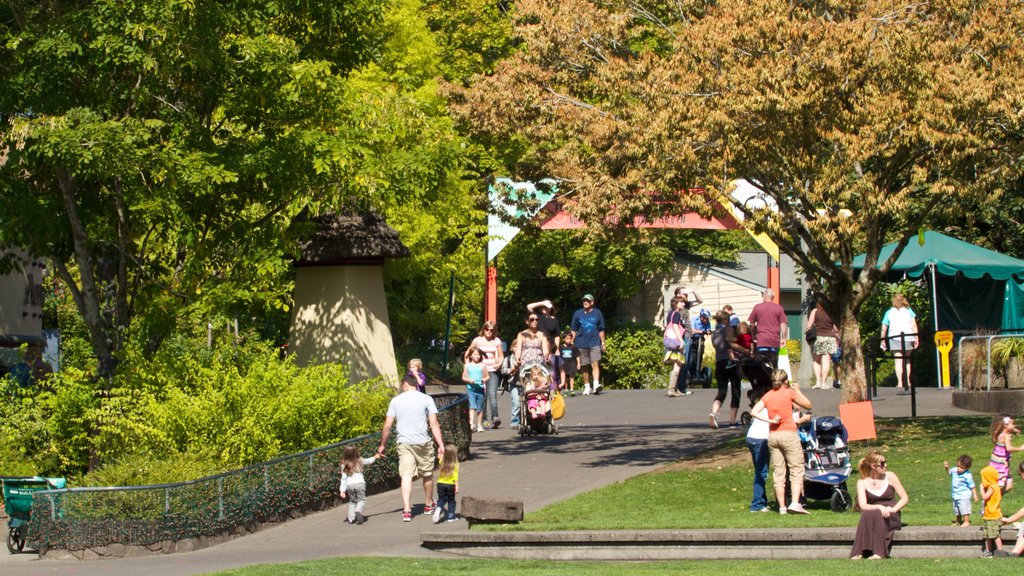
[850,450,909,560]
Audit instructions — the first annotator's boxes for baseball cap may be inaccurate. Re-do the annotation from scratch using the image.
[582,293,594,302]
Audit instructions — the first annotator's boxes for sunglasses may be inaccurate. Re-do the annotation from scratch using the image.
[484,328,494,332]
[527,317,538,322]
[877,461,887,467]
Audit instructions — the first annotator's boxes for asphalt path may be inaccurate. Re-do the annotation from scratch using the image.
[2,386,977,576]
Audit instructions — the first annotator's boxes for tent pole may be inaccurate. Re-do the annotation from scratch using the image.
[931,263,941,388]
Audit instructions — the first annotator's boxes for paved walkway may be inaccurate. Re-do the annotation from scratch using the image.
[3,386,977,575]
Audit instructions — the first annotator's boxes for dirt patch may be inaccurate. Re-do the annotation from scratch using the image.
[652,445,749,473]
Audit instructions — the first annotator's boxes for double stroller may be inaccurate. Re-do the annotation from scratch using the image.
[799,416,853,512]
[516,362,558,437]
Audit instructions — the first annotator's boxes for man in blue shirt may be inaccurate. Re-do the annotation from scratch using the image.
[570,294,606,395]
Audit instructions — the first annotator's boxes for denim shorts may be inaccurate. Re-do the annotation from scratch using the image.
[467,388,485,411]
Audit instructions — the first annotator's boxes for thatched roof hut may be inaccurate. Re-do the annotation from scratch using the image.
[288,210,408,384]
[294,211,410,265]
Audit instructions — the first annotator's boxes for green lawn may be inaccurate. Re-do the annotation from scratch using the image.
[504,415,1001,530]
[208,416,1007,575]
[211,557,1004,576]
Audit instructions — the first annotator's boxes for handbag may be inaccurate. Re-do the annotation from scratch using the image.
[663,323,682,350]
[804,328,817,345]
[551,392,565,420]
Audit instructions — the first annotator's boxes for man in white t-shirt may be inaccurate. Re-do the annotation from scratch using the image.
[377,375,446,522]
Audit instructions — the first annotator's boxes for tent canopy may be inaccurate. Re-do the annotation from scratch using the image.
[851,231,1024,280]
[852,231,1024,333]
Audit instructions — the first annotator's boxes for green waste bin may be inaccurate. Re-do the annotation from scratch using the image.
[2,476,65,553]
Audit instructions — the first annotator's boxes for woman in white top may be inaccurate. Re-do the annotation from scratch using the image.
[467,321,504,429]
[879,292,918,394]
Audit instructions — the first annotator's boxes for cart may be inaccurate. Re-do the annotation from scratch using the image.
[2,476,65,553]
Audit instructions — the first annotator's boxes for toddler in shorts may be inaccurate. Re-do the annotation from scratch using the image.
[944,455,979,527]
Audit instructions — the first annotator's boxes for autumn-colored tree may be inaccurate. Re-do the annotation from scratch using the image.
[452,0,1024,399]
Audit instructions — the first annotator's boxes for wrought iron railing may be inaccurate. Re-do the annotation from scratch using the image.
[26,393,469,553]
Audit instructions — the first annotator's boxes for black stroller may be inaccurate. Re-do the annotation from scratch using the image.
[799,416,853,512]
[738,355,775,426]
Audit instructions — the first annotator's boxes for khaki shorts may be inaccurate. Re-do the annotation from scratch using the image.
[579,346,602,367]
[398,442,435,480]
[983,519,1002,539]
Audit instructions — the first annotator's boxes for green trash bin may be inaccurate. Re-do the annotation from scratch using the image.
[2,476,66,553]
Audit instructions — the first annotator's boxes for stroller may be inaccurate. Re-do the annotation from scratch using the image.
[799,415,853,512]
[738,354,775,426]
[517,363,558,436]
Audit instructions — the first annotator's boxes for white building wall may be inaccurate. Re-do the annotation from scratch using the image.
[0,253,45,345]
[619,261,763,327]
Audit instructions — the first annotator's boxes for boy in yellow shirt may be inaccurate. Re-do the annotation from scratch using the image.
[981,465,1009,557]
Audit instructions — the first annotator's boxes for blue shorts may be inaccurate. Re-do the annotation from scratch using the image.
[467,387,485,411]
[953,498,972,516]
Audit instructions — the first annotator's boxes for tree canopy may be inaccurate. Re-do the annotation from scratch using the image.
[453,0,1024,398]
[0,0,498,376]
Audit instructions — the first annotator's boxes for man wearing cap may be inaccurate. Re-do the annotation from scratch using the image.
[687,307,713,381]
[570,294,606,395]
[748,289,789,368]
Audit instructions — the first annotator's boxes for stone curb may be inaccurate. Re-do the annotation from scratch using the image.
[421,526,1006,560]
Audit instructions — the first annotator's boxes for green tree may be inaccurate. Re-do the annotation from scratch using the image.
[0,0,392,379]
[452,0,1024,400]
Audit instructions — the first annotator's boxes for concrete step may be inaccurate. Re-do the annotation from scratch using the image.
[422,526,1007,560]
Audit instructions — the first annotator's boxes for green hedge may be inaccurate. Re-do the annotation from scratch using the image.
[602,323,667,390]
[0,337,394,486]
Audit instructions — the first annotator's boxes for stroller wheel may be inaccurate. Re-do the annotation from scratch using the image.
[831,488,852,512]
[740,412,752,427]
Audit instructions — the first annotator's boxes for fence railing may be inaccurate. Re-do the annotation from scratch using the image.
[957,334,1022,390]
[26,393,469,553]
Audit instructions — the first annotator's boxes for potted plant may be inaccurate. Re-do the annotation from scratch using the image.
[992,337,1024,389]
[956,338,993,390]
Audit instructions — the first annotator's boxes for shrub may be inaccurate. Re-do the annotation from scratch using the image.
[0,335,395,484]
[602,322,665,389]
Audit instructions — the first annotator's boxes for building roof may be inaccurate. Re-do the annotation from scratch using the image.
[294,210,410,265]
[684,251,800,292]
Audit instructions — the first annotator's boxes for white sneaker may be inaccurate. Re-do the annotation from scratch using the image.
[787,503,810,515]
[583,387,591,395]
[432,507,442,523]
[593,382,603,394]
[709,413,719,429]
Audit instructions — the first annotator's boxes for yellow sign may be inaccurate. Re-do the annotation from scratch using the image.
[712,191,780,261]
[934,330,954,388]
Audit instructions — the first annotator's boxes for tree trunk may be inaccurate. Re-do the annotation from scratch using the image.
[839,308,868,403]
[56,169,118,382]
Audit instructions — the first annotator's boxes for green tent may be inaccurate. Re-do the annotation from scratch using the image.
[852,231,1024,333]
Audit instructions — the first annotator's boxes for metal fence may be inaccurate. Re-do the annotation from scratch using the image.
[26,393,469,552]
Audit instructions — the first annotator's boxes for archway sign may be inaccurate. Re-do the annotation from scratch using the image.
[485,180,781,323]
